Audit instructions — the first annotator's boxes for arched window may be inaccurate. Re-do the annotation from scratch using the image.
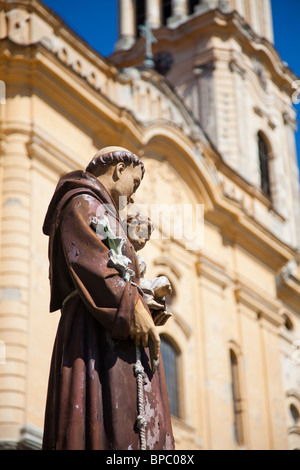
[188,0,199,15]
[258,132,271,198]
[136,0,146,36]
[290,404,300,426]
[286,391,300,450]
[162,0,172,25]
[160,335,180,417]
[230,349,244,446]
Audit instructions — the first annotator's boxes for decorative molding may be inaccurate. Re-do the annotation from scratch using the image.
[153,256,182,279]
[110,6,298,92]
[27,131,78,176]
[18,424,43,450]
[253,106,276,129]
[253,58,268,92]
[253,105,264,117]
[193,61,216,76]
[0,440,18,450]
[288,426,300,436]
[229,59,245,79]
[0,424,42,450]
[283,111,297,130]
[234,282,283,327]
[171,416,203,450]
[287,389,300,402]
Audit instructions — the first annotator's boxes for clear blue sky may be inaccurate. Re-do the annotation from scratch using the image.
[41,0,300,169]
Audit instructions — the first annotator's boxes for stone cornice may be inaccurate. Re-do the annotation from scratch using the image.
[234,281,283,328]
[27,132,78,176]
[195,253,229,288]
[276,265,300,313]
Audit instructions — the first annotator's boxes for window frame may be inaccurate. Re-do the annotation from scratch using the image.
[160,334,181,419]
[258,131,272,198]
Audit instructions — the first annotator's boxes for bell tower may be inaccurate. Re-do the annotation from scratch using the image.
[111,0,300,249]
[115,1,274,51]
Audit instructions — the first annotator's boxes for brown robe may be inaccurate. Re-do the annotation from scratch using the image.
[42,170,175,450]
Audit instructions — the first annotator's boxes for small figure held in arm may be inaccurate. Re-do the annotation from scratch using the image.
[125,212,173,326]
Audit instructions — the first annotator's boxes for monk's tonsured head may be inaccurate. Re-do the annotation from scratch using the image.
[86,147,145,209]
[86,147,145,178]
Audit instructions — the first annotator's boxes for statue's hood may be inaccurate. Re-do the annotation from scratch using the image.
[42,170,118,236]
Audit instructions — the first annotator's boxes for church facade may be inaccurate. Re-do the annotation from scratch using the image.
[0,0,299,450]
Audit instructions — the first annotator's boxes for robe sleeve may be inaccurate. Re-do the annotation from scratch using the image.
[59,193,140,340]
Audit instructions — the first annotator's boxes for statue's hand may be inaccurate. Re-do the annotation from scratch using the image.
[130,298,160,359]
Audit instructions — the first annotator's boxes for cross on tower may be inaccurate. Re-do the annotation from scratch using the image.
[139,21,157,69]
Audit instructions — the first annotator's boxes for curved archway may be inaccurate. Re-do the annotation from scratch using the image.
[141,126,222,212]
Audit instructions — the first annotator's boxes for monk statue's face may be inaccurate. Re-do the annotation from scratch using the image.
[111,163,143,210]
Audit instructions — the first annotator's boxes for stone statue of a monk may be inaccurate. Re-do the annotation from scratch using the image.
[42,147,175,450]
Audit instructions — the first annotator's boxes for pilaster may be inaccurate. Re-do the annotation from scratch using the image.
[0,127,32,443]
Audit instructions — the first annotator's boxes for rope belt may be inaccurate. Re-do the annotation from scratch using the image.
[134,344,147,450]
[62,290,79,309]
